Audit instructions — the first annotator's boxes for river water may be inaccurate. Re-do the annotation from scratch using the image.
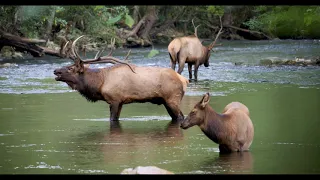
[0,40,319,174]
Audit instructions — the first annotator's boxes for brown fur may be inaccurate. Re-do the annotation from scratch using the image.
[180,93,254,153]
[54,60,189,122]
[168,35,212,81]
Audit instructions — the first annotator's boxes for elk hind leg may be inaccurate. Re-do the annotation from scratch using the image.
[164,101,184,122]
[169,53,176,70]
[109,102,123,121]
[177,53,186,74]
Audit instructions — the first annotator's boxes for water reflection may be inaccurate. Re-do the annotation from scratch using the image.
[202,151,253,174]
[109,121,183,137]
[100,121,184,165]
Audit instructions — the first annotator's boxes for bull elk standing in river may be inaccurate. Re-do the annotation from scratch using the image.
[180,93,254,153]
[168,17,223,81]
[54,36,189,122]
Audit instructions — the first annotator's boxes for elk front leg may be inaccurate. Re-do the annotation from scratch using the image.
[109,102,123,121]
[188,63,193,80]
[194,64,200,81]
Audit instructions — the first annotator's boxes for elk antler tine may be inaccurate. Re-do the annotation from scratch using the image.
[94,50,101,59]
[98,47,107,58]
[106,38,116,56]
[192,18,195,28]
[107,48,114,56]
[105,59,136,73]
[63,41,69,52]
[71,35,85,60]
[192,18,201,38]
[111,38,115,46]
[124,49,132,61]
[209,16,223,50]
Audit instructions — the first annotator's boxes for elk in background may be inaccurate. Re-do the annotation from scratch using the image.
[54,36,189,122]
[168,17,223,81]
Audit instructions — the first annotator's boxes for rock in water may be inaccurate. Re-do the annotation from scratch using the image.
[121,166,174,174]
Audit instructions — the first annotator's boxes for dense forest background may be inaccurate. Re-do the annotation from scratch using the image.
[0,5,320,59]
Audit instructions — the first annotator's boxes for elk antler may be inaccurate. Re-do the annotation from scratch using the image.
[208,16,224,50]
[71,35,85,61]
[86,49,136,73]
[192,18,201,38]
[94,38,115,59]
[70,36,136,73]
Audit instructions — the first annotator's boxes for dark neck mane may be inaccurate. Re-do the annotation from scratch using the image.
[201,106,224,144]
[76,68,105,102]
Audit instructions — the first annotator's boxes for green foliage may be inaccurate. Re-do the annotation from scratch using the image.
[1,5,320,50]
[147,49,159,58]
[0,6,18,32]
[125,13,134,28]
[107,15,122,24]
[242,17,264,31]
[207,6,224,16]
[244,6,320,39]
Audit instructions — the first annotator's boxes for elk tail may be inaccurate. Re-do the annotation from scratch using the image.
[177,74,189,93]
[169,52,174,62]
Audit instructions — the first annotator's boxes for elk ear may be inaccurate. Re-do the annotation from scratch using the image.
[75,59,84,73]
[200,92,210,108]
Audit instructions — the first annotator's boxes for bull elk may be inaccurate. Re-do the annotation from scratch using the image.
[53,35,189,122]
[180,93,254,153]
[168,17,223,81]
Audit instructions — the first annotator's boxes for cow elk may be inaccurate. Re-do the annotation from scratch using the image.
[180,93,254,153]
[168,17,223,81]
[53,35,189,122]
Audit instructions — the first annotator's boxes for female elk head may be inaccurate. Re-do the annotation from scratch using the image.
[180,92,211,129]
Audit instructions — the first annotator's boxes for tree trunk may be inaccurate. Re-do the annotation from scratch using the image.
[43,6,56,45]
[225,24,272,40]
[0,30,68,58]
[126,16,146,38]
[133,6,140,23]
[140,6,157,40]
[13,6,23,36]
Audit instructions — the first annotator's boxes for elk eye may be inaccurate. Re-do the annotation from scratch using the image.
[191,109,197,114]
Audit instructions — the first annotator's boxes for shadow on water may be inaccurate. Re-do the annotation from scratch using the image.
[202,151,254,174]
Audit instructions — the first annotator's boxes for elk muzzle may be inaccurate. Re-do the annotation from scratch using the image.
[180,116,193,129]
[53,67,68,81]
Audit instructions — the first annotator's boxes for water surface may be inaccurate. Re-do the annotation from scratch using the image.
[0,40,319,174]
